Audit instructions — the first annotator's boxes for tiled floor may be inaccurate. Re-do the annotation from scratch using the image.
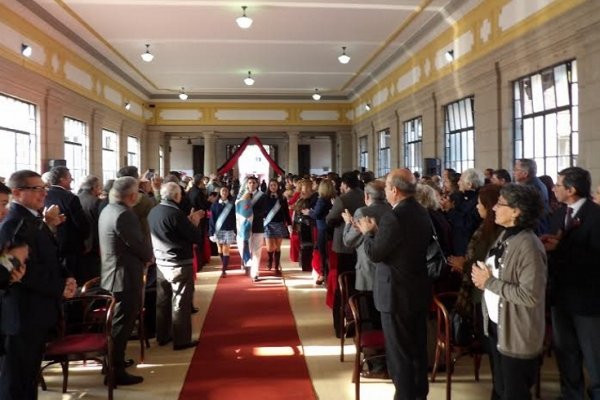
[39,243,562,399]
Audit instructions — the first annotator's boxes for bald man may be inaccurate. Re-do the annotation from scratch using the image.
[357,168,432,400]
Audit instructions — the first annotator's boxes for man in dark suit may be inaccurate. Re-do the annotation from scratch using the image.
[326,171,365,335]
[45,166,90,284]
[358,168,431,400]
[542,167,600,400]
[148,182,204,350]
[77,175,102,282]
[0,170,76,399]
[99,176,153,385]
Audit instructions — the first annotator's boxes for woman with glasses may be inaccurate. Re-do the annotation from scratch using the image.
[471,183,547,400]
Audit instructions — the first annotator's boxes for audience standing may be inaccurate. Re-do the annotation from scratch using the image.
[472,183,547,400]
[99,176,153,385]
[357,169,431,400]
[542,167,600,400]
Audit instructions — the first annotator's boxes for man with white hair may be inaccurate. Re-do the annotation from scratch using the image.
[99,176,153,385]
[148,182,204,350]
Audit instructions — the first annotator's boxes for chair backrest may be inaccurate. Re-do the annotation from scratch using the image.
[431,291,462,347]
[61,294,116,337]
[348,291,382,344]
[338,271,356,307]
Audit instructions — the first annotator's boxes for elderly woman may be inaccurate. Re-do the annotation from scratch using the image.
[446,168,484,257]
[471,183,547,400]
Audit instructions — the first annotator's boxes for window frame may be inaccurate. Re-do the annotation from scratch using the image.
[359,135,369,172]
[513,59,578,181]
[443,96,475,172]
[377,129,391,177]
[403,116,423,173]
[102,129,119,181]
[0,93,38,177]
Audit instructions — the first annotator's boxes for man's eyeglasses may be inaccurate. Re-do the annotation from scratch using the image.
[17,186,47,192]
[495,201,511,207]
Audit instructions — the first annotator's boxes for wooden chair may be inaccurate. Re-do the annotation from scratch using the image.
[81,277,150,363]
[348,291,386,400]
[430,291,482,400]
[40,294,116,400]
[338,270,356,362]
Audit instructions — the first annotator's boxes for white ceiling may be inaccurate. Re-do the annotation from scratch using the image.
[13,0,472,101]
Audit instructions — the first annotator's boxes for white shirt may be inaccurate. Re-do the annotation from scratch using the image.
[483,254,501,324]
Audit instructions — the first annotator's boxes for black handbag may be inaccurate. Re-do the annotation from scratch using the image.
[450,310,474,346]
[426,218,448,280]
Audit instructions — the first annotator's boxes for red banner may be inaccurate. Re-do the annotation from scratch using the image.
[217,136,285,176]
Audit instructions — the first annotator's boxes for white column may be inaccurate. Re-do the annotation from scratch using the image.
[287,131,299,174]
[203,131,216,174]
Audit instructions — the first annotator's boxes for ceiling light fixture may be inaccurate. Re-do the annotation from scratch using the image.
[312,89,321,101]
[365,103,372,111]
[124,102,131,110]
[338,46,350,64]
[445,49,454,62]
[236,6,253,29]
[244,71,255,86]
[141,44,154,62]
[21,43,32,57]
[178,87,188,100]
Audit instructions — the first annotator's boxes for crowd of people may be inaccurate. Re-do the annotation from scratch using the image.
[0,159,599,400]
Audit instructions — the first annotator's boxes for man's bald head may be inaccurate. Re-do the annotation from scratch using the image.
[385,168,416,205]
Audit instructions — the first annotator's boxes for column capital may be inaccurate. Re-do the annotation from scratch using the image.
[287,131,300,139]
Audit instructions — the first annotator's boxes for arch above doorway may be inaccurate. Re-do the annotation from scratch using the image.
[217,136,285,176]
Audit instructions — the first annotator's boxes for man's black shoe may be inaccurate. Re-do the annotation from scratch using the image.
[158,338,172,346]
[114,372,144,385]
[174,340,199,351]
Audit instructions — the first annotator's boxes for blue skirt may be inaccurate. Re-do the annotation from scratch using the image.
[264,221,289,239]
[216,230,236,245]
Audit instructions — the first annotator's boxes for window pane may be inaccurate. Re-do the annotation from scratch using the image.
[0,94,37,176]
[531,74,544,113]
[513,60,577,181]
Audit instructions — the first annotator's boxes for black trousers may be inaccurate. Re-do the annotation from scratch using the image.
[0,330,48,400]
[552,306,600,400]
[487,321,539,400]
[112,291,141,374]
[332,252,356,337]
[380,309,429,400]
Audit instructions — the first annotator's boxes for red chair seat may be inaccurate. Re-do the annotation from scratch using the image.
[45,333,106,356]
[361,330,385,348]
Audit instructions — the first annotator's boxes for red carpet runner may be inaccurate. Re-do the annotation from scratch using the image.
[179,248,317,400]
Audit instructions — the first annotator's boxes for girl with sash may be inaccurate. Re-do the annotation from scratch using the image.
[264,179,292,275]
[209,186,237,277]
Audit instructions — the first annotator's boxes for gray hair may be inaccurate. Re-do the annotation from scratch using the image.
[388,173,416,195]
[160,182,181,201]
[80,175,100,192]
[460,168,484,190]
[516,159,537,176]
[415,183,440,210]
[48,166,70,185]
[8,170,41,189]
[109,176,139,203]
[364,180,386,202]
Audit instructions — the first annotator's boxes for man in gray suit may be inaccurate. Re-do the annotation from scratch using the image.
[99,177,153,385]
[358,168,431,400]
[326,171,365,336]
[342,179,390,378]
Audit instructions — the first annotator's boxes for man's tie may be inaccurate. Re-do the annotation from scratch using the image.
[565,206,574,230]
